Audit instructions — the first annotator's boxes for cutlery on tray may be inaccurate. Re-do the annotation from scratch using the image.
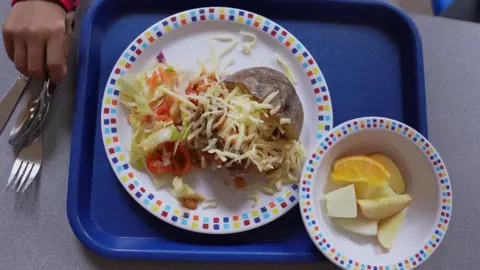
[4,13,72,192]
[5,134,43,192]
[9,79,56,146]
[5,79,55,192]
[0,75,30,134]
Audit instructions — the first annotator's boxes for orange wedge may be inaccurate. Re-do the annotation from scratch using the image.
[331,155,390,186]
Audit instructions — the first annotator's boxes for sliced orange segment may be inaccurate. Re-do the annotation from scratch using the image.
[331,155,390,186]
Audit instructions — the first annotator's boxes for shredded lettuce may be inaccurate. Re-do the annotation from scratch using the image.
[149,171,171,190]
[129,129,146,170]
[135,95,155,116]
[170,177,205,201]
[117,75,141,99]
[139,126,181,152]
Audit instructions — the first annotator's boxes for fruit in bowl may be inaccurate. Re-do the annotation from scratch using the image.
[324,154,412,249]
[299,117,452,270]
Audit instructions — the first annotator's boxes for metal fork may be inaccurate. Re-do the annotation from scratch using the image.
[6,135,43,192]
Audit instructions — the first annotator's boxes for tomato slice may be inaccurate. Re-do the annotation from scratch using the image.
[235,176,247,190]
[213,155,224,167]
[154,102,169,116]
[155,115,173,122]
[172,146,192,176]
[185,85,199,106]
[146,153,172,174]
[186,86,196,96]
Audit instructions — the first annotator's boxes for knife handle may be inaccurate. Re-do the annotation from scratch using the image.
[0,76,29,134]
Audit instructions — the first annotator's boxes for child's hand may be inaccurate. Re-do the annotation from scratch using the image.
[3,1,70,82]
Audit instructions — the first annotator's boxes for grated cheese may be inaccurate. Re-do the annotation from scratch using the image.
[276,53,296,85]
[239,31,257,54]
[280,118,291,125]
[263,91,279,105]
[202,138,218,152]
[158,87,197,109]
[270,105,281,115]
[212,35,233,42]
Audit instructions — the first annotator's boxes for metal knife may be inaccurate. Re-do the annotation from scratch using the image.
[0,75,29,134]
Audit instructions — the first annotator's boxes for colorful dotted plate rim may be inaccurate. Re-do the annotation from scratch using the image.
[100,7,333,234]
[299,117,452,269]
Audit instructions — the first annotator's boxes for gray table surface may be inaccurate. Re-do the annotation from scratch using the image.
[1,0,479,269]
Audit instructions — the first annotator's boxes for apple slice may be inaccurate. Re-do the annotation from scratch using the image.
[378,207,409,249]
[357,194,412,220]
[331,216,378,236]
[355,183,396,199]
[325,184,357,218]
[370,154,406,194]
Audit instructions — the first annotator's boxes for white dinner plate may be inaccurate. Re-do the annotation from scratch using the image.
[100,7,333,234]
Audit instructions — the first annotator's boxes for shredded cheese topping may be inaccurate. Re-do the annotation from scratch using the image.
[212,35,234,42]
[276,53,296,85]
[180,73,304,179]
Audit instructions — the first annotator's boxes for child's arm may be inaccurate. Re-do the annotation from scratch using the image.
[12,0,79,12]
[3,0,75,81]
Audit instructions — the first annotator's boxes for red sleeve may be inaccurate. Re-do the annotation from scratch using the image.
[12,0,79,12]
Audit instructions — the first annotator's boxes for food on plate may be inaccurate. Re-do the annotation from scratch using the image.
[370,153,406,194]
[331,216,378,236]
[185,66,304,176]
[377,207,409,249]
[118,51,304,210]
[275,54,296,85]
[170,177,205,210]
[235,176,247,189]
[324,184,357,218]
[212,36,234,42]
[239,31,256,54]
[223,67,304,140]
[202,198,219,210]
[324,154,411,250]
[355,183,396,199]
[210,40,239,71]
[331,155,390,186]
[357,194,412,220]
[246,190,261,208]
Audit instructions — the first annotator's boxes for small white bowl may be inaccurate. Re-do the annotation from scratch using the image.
[299,117,452,269]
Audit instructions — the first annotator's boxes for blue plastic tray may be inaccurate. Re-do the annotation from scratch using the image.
[67,0,427,262]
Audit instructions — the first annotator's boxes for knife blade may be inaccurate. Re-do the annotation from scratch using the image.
[0,75,29,134]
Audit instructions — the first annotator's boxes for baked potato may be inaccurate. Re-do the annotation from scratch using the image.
[223,67,304,139]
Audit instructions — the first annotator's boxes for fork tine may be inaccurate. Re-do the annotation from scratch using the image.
[11,161,28,190]
[17,163,33,192]
[21,164,40,193]
[6,159,23,190]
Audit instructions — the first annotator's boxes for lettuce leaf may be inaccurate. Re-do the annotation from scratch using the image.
[171,177,205,201]
[139,126,181,153]
[118,75,141,99]
[129,121,147,170]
